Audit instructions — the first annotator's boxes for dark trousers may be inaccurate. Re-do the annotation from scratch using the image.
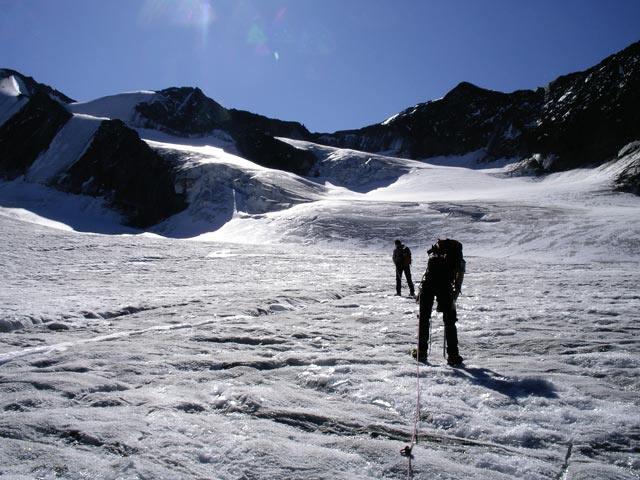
[418,287,460,357]
[396,265,415,295]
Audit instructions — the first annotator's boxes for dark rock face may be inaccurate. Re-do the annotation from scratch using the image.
[0,68,75,104]
[134,87,230,136]
[228,109,311,140]
[234,128,316,176]
[226,112,314,174]
[3,38,639,231]
[132,86,313,142]
[0,71,188,227]
[0,91,72,179]
[132,87,315,174]
[617,161,640,195]
[56,119,186,228]
[315,41,640,178]
[536,42,640,170]
[313,83,545,160]
[615,142,640,195]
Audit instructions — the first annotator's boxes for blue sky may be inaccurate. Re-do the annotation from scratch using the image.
[1,0,639,133]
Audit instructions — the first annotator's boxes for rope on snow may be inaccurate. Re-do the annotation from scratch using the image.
[400,313,425,479]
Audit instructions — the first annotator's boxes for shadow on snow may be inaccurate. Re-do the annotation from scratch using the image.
[452,367,559,399]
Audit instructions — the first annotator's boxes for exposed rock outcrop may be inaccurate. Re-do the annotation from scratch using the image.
[233,128,316,176]
[0,91,72,179]
[0,68,74,104]
[1,39,639,233]
[315,40,640,186]
[615,142,640,195]
[134,87,230,136]
[107,86,315,173]
[57,119,187,228]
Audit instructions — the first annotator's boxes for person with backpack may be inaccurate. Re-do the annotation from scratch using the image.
[392,239,415,297]
[413,239,465,365]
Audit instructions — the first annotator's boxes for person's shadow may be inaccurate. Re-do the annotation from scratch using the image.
[450,367,558,399]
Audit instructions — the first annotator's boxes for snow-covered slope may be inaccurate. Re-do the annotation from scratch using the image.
[1,57,639,479]
[187,139,640,264]
[69,87,231,138]
[0,150,638,478]
[0,75,29,127]
[69,91,156,125]
[24,114,103,184]
[4,41,640,234]
[147,140,330,237]
[3,129,639,261]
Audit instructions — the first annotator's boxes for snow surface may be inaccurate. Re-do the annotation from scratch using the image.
[69,91,156,125]
[25,114,103,184]
[1,133,639,479]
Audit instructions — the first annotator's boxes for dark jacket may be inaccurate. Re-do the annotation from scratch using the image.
[393,245,411,267]
[423,254,465,297]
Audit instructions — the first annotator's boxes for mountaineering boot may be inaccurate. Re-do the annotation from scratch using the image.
[447,354,464,366]
[411,348,428,363]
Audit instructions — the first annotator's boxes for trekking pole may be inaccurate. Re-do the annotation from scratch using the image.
[443,331,447,360]
[429,314,433,357]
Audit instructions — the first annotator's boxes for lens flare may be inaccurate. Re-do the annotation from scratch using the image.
[245,5,288,59]
[139,0,217,28]
[139,0,217,49]
[274,6,286,24]
[247,24,267,46]
[140,1,288,60]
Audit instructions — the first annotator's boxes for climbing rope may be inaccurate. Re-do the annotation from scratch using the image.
[400,278,436,477]
[400,314,428,479]
[400,344,420,479]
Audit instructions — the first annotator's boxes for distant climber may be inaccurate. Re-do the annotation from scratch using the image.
[413,239,465,365]
[392,239,415,297]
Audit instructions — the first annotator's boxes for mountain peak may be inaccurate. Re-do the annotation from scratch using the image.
[0,68,75,104]
[445,81,487,97]
[133,86,230,135]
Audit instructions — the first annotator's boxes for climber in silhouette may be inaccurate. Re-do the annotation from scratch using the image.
[392,239,415,297]
[414,239,465,365]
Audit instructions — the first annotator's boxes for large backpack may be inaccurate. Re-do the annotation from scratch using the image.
[436,239,463,267]
[422,238,465,291]
[402,246,412,267]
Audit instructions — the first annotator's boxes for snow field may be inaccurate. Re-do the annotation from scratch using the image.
[0,131,639,478]
[0,214,638,478]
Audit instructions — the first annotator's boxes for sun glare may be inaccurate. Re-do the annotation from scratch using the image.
[139,0,217,28]
[139,0,218,48]
[138,1,294,61]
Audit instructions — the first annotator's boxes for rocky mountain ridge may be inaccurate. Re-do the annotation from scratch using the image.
[316,41,640,176]
[1,40,639,228]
